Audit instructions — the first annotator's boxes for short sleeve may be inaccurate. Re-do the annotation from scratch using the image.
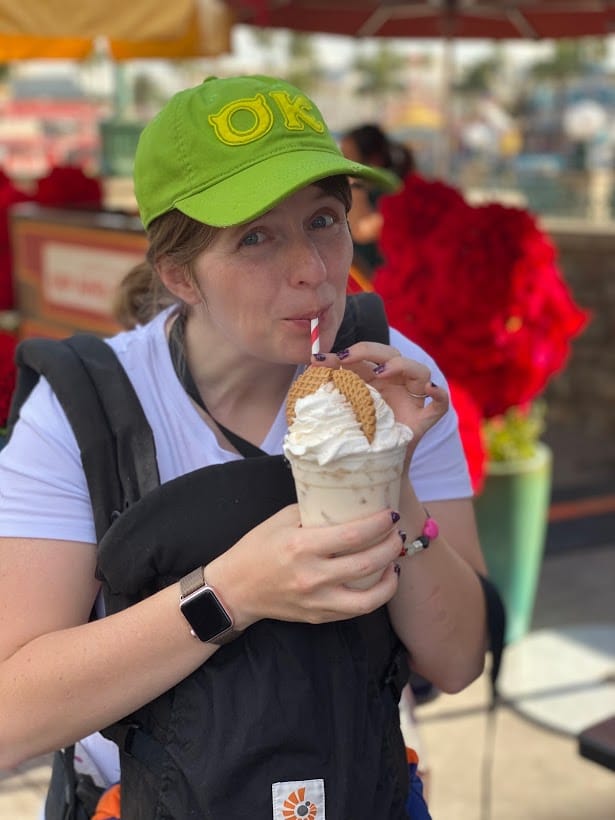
[0,377,97,543]
[389,328,472,502]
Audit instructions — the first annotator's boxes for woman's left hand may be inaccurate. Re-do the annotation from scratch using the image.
[312,342,448,454]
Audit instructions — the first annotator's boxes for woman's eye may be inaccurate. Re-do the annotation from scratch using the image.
[311,212,336,230]
[240,229,265,247]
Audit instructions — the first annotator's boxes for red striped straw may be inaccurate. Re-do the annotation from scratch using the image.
[310,318,320,355]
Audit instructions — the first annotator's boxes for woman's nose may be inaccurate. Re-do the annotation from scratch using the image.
[286,236,328,287]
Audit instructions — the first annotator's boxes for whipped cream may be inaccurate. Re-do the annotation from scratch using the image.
[284,381,413,465]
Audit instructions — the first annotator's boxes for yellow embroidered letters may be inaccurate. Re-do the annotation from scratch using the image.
[208,92,325,146]
[208,93,273,145]
[269,91,325,133]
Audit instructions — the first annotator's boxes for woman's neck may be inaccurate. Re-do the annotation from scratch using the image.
[171,312,297,445]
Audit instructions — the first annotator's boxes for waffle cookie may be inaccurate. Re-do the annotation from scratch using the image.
[286,366,376,443]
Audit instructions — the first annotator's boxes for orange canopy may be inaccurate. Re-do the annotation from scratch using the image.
[0,0,233,60]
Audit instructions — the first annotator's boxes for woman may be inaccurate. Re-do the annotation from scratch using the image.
[340,123,414,276]
[0,75,486,819]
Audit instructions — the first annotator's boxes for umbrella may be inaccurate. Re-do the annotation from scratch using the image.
[224,1,615,40]
[0,0,233,60]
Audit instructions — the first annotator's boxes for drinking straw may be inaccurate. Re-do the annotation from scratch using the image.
[310,318,320,355]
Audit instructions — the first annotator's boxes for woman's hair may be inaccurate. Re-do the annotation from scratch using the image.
[112,175,352,329]
[344,124,415,179]
[111,213,223,328]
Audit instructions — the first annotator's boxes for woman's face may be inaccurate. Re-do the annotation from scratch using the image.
[190,184,352,364]
[340,136,361,163]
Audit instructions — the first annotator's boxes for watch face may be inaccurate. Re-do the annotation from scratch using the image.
[181,588,233,642]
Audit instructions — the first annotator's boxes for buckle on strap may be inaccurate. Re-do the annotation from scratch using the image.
[105,722,166,776]
[382,645,409,702]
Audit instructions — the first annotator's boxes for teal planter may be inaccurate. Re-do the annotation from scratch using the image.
[474,443,553,645]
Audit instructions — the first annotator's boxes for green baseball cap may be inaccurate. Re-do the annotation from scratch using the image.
[134,74,399,229]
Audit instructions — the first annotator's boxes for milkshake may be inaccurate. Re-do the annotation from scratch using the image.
[284,366,413,588]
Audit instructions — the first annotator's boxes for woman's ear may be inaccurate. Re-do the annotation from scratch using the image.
[157,256,200,305]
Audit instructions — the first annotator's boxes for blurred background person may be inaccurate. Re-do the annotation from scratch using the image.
[341,124,415,278]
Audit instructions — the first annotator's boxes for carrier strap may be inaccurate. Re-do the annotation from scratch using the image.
[9,334,160,541]
[333,290,390,350]
[104,722,167,776]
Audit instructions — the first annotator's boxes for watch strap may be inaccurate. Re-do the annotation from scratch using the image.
[179,567,241,645]
[208,626,241,646]
[180,566,207,599]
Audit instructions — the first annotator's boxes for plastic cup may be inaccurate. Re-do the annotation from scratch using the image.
[286,444,407,589]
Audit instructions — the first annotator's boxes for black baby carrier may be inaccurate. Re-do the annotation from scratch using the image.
[9,293,429,819]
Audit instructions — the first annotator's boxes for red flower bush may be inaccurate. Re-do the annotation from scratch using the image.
[35,166,102,209]
[448,380,487,494]
[0,171,31,311]
[0,329,17,430]
[373,173,590,489]
[0,166,102,314]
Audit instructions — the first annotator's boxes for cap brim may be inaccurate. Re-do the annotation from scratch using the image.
[174,150,400,228]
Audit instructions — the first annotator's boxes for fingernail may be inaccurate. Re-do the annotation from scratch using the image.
[373,363,386,374]
[391,511,401,523]
[394,563,401,576]
[313,353,326,361]
[336,349,350,360]
[399,530,407,543]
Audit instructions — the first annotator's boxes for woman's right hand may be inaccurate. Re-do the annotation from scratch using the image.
[205,504,405,631]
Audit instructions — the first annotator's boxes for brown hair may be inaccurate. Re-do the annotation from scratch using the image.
[343,124,414,179]
[112,176,352,329]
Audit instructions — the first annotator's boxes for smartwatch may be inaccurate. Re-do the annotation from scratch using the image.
[179,567,240,645]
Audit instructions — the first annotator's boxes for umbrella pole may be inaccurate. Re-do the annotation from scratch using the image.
[438,34,455,181]
[436,0,457,181]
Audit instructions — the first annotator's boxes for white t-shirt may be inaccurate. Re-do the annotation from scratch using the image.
[0,305,472,786]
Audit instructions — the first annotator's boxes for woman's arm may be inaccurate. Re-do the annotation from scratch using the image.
[0,537,220,769]
[387,490,487,694]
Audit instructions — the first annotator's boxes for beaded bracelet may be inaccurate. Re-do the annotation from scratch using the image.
[407,516,439,557]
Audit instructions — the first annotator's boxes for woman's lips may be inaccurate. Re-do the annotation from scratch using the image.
[297,304,330,320]
[286,307,328,328]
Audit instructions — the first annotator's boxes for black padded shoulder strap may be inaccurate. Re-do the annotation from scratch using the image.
[334,292,389,351]
[8,334,159,541]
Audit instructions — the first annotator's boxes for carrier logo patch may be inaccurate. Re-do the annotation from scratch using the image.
[272,779,325,819]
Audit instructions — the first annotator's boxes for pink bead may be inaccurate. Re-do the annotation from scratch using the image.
[423,517,439,539]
